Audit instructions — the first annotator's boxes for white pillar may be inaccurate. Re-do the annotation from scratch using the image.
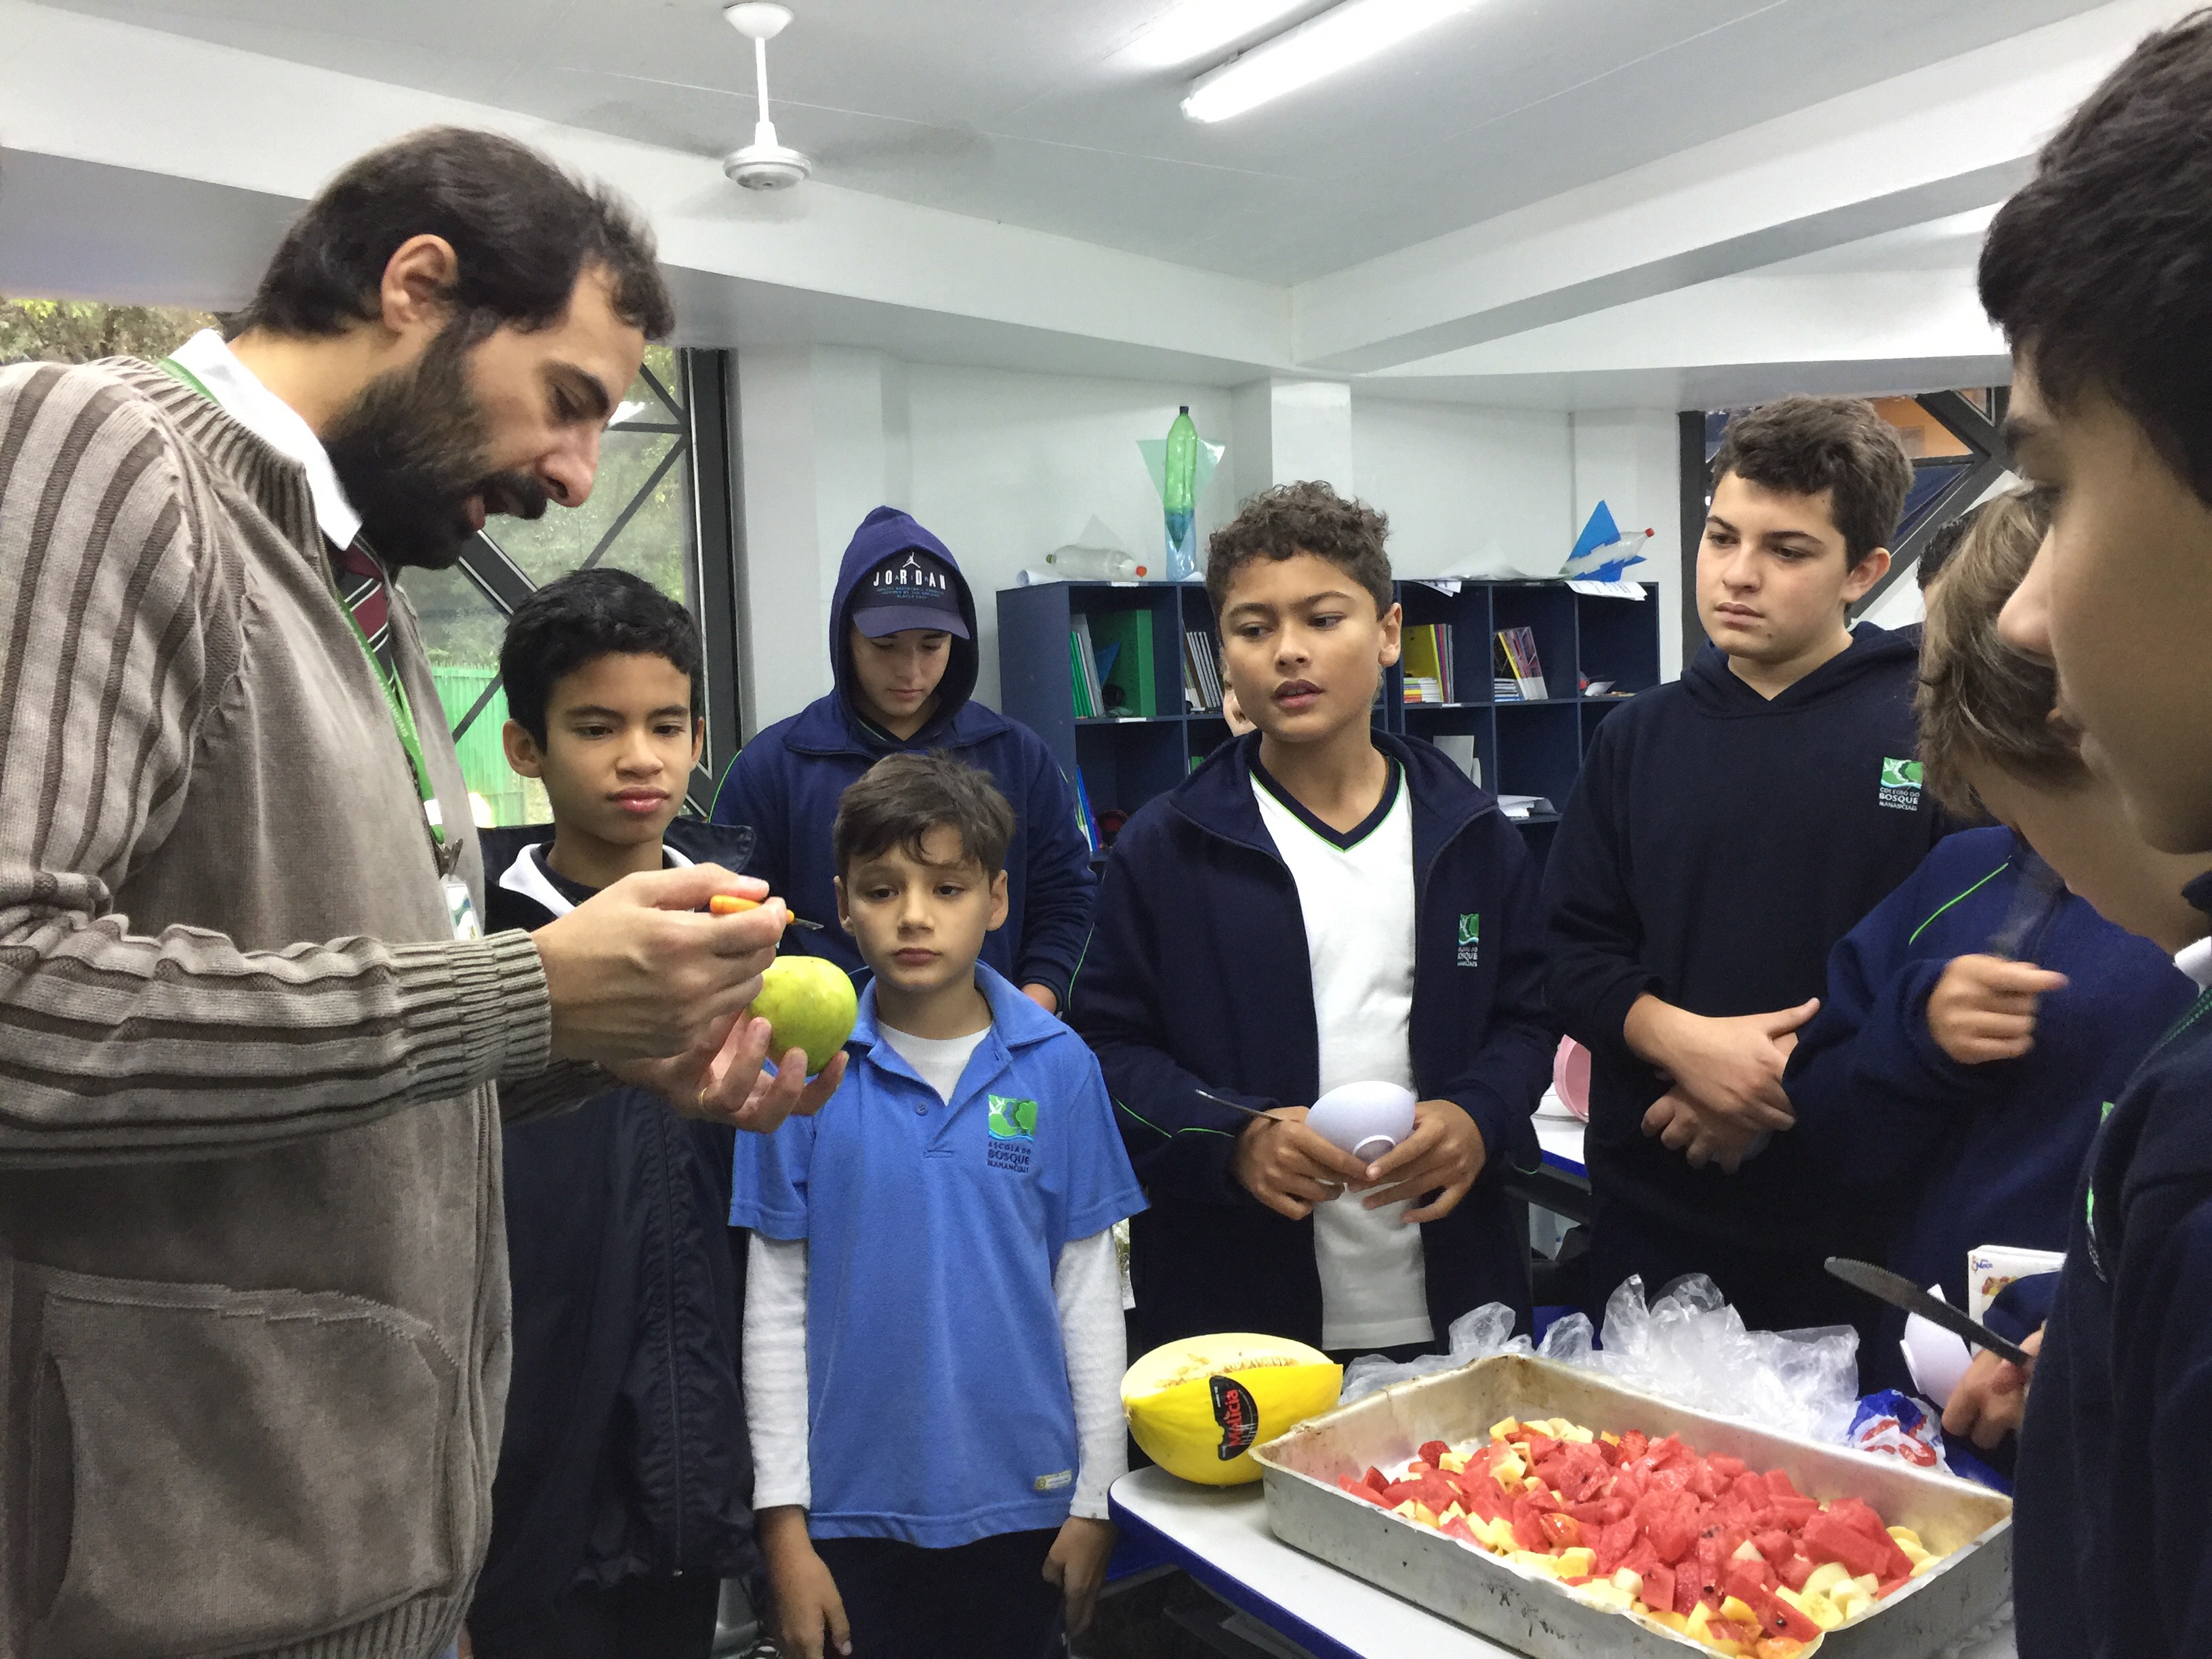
[1230,377,1356,503]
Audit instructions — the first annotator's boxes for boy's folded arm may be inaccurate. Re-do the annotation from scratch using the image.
[743,1231,813,1512]
[1055,1229,1128,1520]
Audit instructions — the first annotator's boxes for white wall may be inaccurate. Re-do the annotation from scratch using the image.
[1350,396,1575,581]
[1570,409,1687,683]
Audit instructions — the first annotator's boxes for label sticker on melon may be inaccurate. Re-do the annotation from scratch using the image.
[1210,1376,1259,1460]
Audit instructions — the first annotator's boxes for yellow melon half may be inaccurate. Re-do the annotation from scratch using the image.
[1122,1333,1342,1485]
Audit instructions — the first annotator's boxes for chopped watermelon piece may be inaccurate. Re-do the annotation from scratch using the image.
[1419,1440,1451,1467]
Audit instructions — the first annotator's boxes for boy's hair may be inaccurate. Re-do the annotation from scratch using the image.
[1708,396,1914,567]
[834,753,1015,880]
[1205,480,1393,619]
[1914,511,1973,592]
[1980,12,2212,506]
[498,568,704,744]
[1916,487,2074,815]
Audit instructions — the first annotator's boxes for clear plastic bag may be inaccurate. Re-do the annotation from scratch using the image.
[1338,1303,1530,1404]
[1338,1275,1860,1444]
[1584,1275,1860,1443]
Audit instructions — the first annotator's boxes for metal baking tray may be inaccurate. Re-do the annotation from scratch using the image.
[1254,1353,2011,1658]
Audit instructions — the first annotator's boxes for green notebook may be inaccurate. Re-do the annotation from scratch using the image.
[1088,609,1157,718]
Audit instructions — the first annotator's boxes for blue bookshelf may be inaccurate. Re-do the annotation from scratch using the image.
[996,577,1658,860]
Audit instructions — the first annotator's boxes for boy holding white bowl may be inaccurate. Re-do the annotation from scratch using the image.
[1069,481,1556,1362]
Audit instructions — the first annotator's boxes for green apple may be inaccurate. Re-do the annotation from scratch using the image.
[751,956,859,1075]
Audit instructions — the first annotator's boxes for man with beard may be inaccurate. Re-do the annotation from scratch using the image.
[0,127,836,1659]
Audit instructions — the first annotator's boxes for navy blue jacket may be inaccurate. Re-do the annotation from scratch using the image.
[1542,628,1944,1252]
[1786,826,2194,1394]
[711,508,1095,1002]
[1068,731,1556,1354]
[468,819,756,1637]
[2015,880,2212,1659]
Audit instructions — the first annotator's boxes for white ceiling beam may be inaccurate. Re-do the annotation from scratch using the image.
[0,0,1292,370]
[1292,0,2198,374]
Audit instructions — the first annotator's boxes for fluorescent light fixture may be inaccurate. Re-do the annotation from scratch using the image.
[1183,0,1479,122]
[1124,0,1313,70]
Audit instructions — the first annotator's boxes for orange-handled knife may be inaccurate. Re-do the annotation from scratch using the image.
[708,893,824,930]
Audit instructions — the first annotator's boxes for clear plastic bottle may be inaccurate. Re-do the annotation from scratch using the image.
[1164,405,1198,572]
[1045,546,1147,579]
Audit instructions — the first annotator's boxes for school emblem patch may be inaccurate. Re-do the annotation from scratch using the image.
[987,1094,1038,1172]
[1456,912,1481,967]
[1879,756,1924,812]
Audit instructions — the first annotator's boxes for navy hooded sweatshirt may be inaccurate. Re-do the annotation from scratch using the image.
[1068,730,1556,1354]
[2013,876,2212,1659]
[1542,626,1944,1254]
[712,507,1095,1000]
[1784,825,2194,1395]
[470,818,756,1641]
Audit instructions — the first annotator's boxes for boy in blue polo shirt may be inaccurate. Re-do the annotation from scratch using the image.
[735,755,1143,1659]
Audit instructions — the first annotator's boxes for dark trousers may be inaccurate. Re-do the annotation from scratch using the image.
[1586,1195,1882,1360]
[469,1572,721,1659]
[813,1529,1065,1659]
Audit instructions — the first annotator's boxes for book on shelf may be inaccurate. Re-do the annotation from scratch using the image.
[1492,626,1547,701]
[1089,609,1157,717]
[1183,629,1223,711]
[1401,622,1456,703]
[1069,615,1107,718]
[1072,766,1101,854]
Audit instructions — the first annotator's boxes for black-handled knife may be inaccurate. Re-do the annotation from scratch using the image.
[1824,1256,2034,1368]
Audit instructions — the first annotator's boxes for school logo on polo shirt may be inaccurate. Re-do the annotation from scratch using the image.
[1456,912,1481,967]
[1879,757,1924,812]
[987,1094,1039,1172]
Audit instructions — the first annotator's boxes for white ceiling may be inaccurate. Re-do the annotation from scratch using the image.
[39,0,2109,283]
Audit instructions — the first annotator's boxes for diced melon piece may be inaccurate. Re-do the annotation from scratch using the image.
[1492,1452,1527,1487]
[1410,1502,1439,1527]
[1910,1556,1939,1579]
[1490,1416,1520,1440]
[1853,1574,1881,1596]
[1439,1450,1469,1474]
[1557,1547,1596,1578]
[1778,1586,1841,1633]
[1612,1568,1644,1599]
[1509,1550,1561,1576]
[1832,1585,1870,1622]
[1650,1610,1689,1633]
[1580,1581,1635,1611]
[1601,1431,1622,1446]
[1887,1525,1922,1549]
[1802,1561,1849,1598]
[1440,1502,1466,1523]
[1720,1595,1760,1626]
[1393,1500,1418,1519]
[1731,1538,1767,1565]
[1686,1603,1713,1637]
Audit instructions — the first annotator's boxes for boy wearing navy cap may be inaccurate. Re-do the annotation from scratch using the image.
[713,508,1095,1012]
[736,754,1143,1659]
[1971,15,2212,1654]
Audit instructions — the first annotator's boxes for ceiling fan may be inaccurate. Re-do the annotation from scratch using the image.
[722,3,812,190]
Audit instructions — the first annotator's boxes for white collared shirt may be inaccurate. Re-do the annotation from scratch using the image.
[170,329,363,549]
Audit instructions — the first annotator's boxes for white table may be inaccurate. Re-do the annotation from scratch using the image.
[1109,1464,2021,1659]
[1110,1467,1515,1659]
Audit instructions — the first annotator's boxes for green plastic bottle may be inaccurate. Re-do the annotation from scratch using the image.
[1164,405,1197,577]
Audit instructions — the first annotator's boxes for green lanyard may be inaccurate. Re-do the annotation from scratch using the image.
[157,355,445,847]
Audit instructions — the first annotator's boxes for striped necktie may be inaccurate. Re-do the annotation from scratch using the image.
[332,540,398,674]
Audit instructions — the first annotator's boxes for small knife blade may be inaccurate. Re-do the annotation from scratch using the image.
[1824,1256,2034,1368]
